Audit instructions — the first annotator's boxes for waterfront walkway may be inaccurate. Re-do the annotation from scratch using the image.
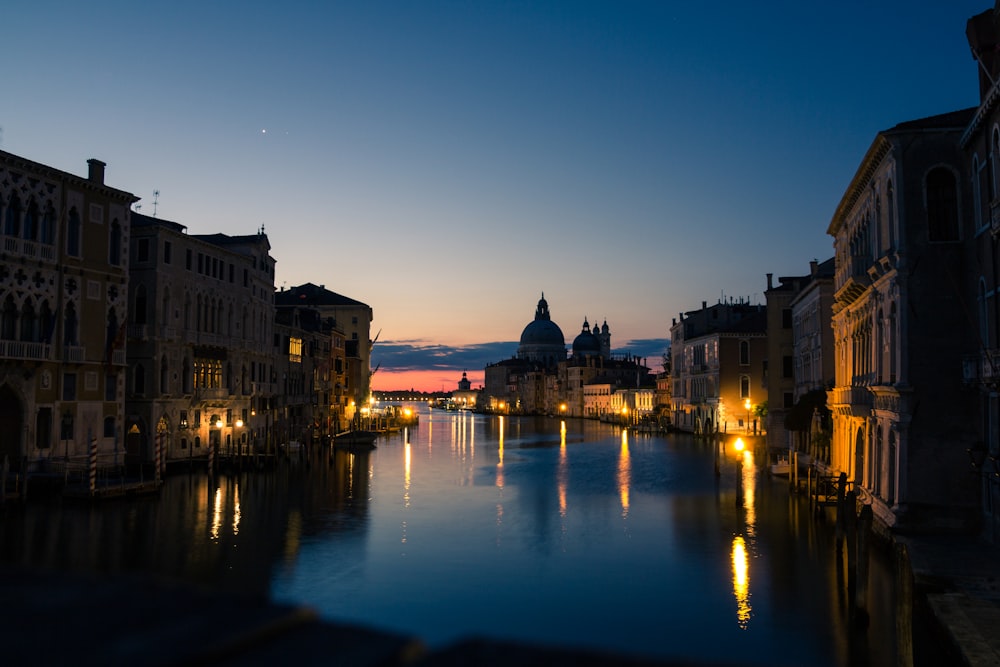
[901,534,1000,667]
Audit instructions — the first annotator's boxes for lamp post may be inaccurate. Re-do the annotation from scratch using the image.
[744,399,752,434]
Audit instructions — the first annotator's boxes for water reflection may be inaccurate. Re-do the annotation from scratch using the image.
[0,407,911,666]
[618,429,630,519]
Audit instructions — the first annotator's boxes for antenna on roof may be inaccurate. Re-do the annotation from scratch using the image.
[152,190,160,217]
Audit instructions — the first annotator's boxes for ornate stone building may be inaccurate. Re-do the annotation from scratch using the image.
[669,300,767,435]
[126,212,275,465]
[0,152,136,469]
[827,108,979,534]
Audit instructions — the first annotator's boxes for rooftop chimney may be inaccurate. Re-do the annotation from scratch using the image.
[87,159,106,185]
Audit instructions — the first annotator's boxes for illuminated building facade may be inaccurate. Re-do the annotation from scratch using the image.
[0,152,136,468]
[669,300,767,435]
[827,108,979,534]
[276,283,373,424]
[126,212,275,464]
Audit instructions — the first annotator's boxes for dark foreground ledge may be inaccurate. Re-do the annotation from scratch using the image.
[0,567,741,667]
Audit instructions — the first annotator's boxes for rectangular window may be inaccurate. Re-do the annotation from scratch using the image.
[197,253,204,274]
[36,407,52,449]
[782,308,792,328]
[164,241,172,264]
[186,248,193,270]
[105,374,116,401]
[782,355,793,379]
[63,373,77,401]
[137,238,150,262]
[783,392,794,409]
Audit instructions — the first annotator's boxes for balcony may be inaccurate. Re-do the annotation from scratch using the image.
[829,385,873,408]
[963,349,1000,387]
[63,345,85,363]
[128,323,148,341]
[0,340,50,361]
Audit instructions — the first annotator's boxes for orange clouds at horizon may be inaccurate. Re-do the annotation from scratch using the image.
[372,369,485,394]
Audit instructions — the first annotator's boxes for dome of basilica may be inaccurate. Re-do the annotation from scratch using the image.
[518,294,566,365]
[572,318,602,356]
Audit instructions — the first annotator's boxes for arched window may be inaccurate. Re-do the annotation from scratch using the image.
[927,167,959,242]
[39,300,54,343]
[64,302,79,346]
[23,198,38,241]
[40,203,55,245]
[1,295,17,340]
[109,219,122,265]
[67,207,81,256]
[20,298,37,342]
[4,193,21,237]
[739,340,749,365]
[182,356,192,393]
[886,180,896,251]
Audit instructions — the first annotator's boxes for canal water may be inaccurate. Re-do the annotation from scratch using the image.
[1,404,929,665]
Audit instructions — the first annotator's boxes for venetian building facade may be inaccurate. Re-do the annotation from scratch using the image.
[0,152,136,469]
[827,109,980,534]
[126,212,275,464]
[276,283,373,422]
[273,304,332,447]
[763,259,835,456]
[961,5,1000,542]
[670,301,767,435]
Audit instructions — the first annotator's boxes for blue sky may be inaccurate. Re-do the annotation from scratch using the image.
[1,1,989,390]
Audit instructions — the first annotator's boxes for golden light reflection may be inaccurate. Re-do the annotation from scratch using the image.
[732,535,751,629]
[618,429,630,518]
[404,440,412,508]
[496,416,505,489]
[741,450,757,537]
[232,483,241,536]
[210,486,223,540]
[558,420,568,517]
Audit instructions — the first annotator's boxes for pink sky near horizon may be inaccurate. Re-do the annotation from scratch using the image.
[373,369,485,394]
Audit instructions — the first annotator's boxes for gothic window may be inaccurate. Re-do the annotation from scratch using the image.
[23,198,38,241]
[927,167,960,242]
[41,203,55,245]
[20,298,37,342]
[739,375,750,400]
[739,340,749,365]
[67,207,81,256]
[64,302,78,346]
[4,193,21,237]
[40,300,54,343]
[1,295,16,340]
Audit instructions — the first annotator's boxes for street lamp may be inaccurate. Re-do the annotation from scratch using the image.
[744,399,751,434]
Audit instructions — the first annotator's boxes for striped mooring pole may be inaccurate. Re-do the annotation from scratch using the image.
[207,442,214,477]
[89,438,97,495]
[154,433,162,483]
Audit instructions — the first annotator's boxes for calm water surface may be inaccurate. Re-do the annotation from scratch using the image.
[2,405,908,666]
